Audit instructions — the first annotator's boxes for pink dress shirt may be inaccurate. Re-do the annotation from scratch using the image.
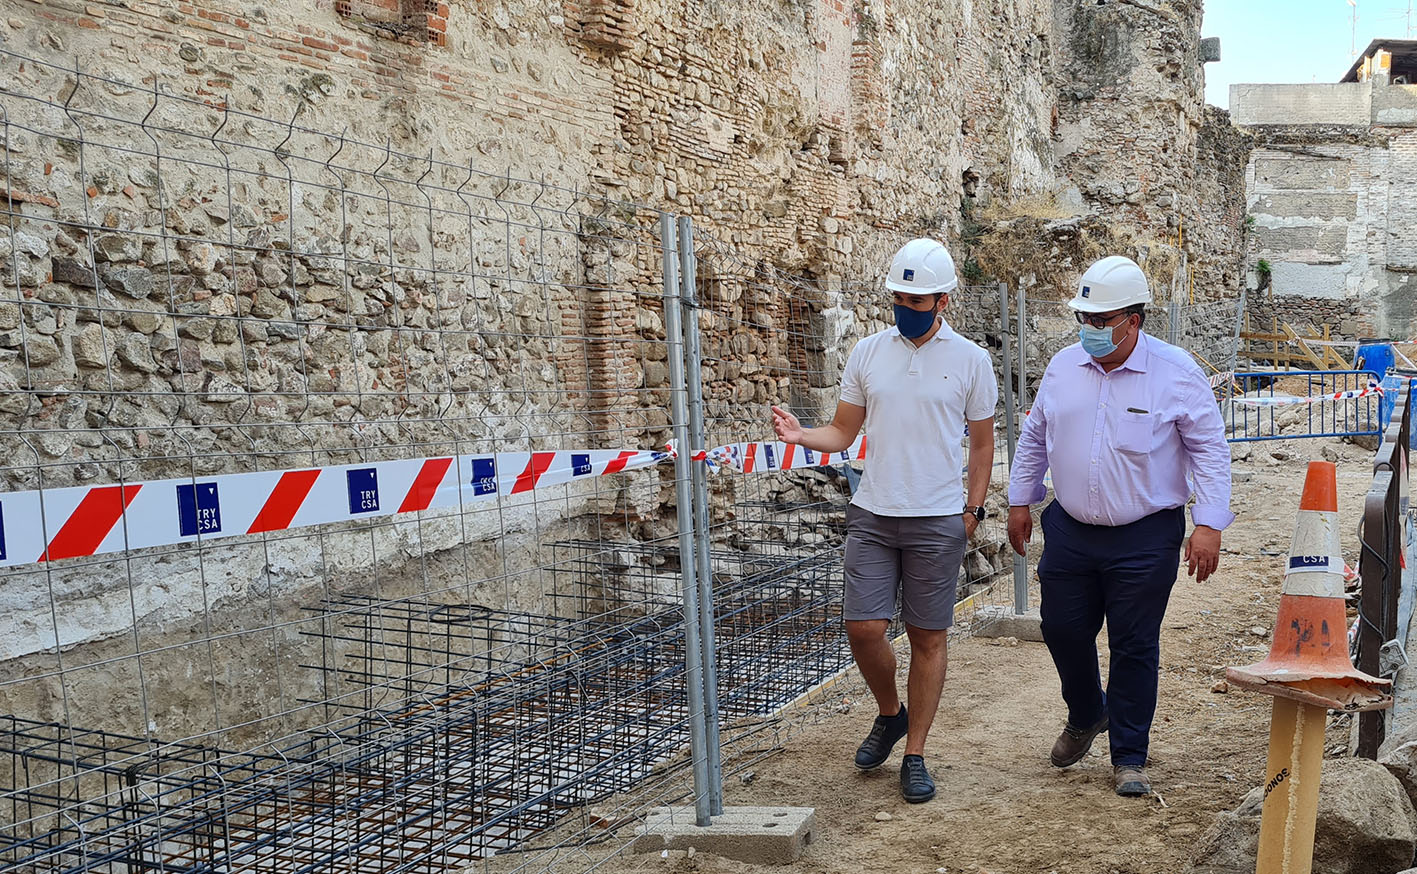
[1007,331,1234,530]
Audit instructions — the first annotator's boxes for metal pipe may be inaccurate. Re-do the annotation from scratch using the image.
[660,213,713,826]
[1000,281,1016,468]
[1014,286,1029,614]
[678,215,723,815]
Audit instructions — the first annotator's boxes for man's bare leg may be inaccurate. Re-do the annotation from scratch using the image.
[846,618,900,716]
[903,624,948,756]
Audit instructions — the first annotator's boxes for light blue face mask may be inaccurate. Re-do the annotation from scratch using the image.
[1078,323,1120,358]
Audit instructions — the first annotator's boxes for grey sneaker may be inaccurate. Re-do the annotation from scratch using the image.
[1114,766,1151,797]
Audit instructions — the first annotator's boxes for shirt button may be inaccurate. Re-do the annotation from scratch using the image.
[1091,459,1097,464]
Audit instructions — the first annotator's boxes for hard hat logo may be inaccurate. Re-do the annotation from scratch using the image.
[884,238,959,297]
[1069,256,1150,314]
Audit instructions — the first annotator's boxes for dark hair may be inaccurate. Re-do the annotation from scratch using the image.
[1125,303,1146,328]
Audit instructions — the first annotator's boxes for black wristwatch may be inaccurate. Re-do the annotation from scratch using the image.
[965,505,985,521]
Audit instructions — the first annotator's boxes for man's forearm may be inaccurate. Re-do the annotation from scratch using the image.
[794,424,858,454]
[966,448,993,508]
[966,424,994,509]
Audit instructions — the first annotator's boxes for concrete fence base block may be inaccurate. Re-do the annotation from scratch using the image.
[973,604,1046,642]
[634,806,816,864]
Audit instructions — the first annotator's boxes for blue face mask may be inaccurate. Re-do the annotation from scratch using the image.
[1078,323,1120,358]
[893,304,938,339]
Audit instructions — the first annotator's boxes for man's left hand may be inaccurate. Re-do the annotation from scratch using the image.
[964,514,979,539]
[1185,525,1221,583]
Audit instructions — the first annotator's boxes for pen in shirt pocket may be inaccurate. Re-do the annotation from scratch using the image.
[1126,407,1149,414]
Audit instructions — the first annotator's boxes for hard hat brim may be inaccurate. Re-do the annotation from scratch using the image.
[884,278,957,296]
[1067,294,1150,313]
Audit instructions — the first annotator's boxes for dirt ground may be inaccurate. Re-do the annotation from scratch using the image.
[510,435,1375,874]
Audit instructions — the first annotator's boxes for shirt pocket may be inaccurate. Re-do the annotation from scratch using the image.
[1116,411,1154,456]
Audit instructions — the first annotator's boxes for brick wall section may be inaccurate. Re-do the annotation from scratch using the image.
[572,0,635,54]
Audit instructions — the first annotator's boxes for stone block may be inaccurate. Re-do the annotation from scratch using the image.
[1187,757,1416,874]
[635,807,816,865]
[972,605,1044,642]
[1253,193,1357,221]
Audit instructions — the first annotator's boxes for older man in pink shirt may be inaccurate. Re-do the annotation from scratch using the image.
[1006,255,1233,798]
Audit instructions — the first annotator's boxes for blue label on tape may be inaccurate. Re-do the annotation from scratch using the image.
[572,453,591,477]
[471,457,497,496]
[0,502,8,560]
[347,468,379,514]
[764,444,777,469]
[1288,555,1330,570]
[177,483,222,536]
[802,449,815,465]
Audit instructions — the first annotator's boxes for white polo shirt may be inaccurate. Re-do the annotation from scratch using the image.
[840,320,997,517]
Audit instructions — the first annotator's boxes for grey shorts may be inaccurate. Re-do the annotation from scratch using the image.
[844,504,966,630]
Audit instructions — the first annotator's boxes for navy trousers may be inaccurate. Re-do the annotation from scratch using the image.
[1037,501,1185,768]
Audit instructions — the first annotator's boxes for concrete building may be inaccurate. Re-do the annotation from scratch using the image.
[1231,39,1417,340]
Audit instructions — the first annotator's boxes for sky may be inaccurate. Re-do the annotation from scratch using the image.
[1203,0,1417,107]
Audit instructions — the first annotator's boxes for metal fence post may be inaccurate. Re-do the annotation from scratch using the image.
[1000,281,1016,467]
[660,213,713,825]
[1169,299,1181,346]
[1014,287,1029,615]
[1231,288,1247,372]
[677,215,723,815]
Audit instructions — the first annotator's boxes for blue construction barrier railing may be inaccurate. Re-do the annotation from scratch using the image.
[1219,370,1385,443]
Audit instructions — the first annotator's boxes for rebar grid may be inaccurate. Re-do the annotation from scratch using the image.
[0,43,1246,874]
[0,48,703,874]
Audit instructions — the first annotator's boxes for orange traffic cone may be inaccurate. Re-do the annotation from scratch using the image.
[1227,461,1391,711]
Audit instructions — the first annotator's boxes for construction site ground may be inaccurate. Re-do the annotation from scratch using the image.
[517,434,1379,874]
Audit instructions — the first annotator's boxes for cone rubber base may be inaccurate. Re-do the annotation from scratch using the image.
[1226,666,1391,712]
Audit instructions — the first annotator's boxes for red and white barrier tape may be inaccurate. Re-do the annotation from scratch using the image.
[0,437,883,568]
[700,436,868,473]
[0,448,672,569]
[1230,381,1384,408]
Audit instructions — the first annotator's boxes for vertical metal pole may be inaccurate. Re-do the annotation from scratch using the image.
[1231,288,1248,372]
[661,213,712,826]
[678,216,723,815]
[1014,287,1029,614]
[1000,281,1016,467]
[1169,299,1181,346]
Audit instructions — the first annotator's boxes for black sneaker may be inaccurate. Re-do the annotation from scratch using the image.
[853,705,908,770]
[900,754,936,803]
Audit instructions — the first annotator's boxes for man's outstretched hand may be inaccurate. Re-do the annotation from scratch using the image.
[771,405,804,444]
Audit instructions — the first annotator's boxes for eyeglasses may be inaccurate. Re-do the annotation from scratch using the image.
[1074,311,1131,329]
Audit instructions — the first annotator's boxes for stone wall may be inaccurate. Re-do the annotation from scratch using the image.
[1229,83,1373,127]
[0,0,1246,743]
[1237,123,1416,342]
[1231,75,1417,343]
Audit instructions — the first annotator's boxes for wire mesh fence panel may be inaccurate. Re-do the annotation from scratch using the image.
[1172,296,1244,377]
[0,51,714,874]
[685,229,1018,777]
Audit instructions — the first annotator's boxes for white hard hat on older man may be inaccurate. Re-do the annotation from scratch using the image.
[1069,255,1151,313]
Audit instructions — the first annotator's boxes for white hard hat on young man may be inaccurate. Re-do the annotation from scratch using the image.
[885,238,959,297]
[1069,255,1151,313]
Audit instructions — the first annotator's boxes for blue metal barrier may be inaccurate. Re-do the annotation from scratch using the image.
[1220,370,1384,442]
[1381,371,1417,448]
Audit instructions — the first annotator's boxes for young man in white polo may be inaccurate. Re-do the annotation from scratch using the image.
[770,238,997,803]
